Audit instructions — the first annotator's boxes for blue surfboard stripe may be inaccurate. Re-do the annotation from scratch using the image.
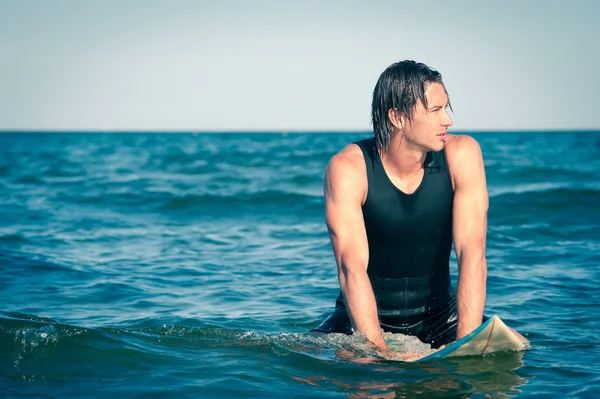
[416,316,496,362]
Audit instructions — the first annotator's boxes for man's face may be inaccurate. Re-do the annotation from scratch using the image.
[403,82,453,152]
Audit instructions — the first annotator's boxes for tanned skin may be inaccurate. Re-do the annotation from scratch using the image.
[324,83,527,359]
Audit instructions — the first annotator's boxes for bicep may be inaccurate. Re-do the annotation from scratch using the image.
[324,157,369,272]
[451,139,489,258]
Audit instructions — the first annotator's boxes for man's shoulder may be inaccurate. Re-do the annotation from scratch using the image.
[444,134,483,168]
[444,134,486,189]
[325,142,369,201]
[328,142,367,177]
[444,134,481,155]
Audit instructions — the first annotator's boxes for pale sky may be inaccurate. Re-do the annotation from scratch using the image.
[1,0,599,132]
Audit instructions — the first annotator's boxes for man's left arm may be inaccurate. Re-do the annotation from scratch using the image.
[447,135,489,340]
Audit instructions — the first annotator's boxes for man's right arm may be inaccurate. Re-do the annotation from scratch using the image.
[324,148,388,351]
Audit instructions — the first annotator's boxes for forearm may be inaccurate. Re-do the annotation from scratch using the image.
[456,253,487,340]
[338,263,388,350]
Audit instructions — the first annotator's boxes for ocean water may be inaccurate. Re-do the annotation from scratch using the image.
[1,131,599,398]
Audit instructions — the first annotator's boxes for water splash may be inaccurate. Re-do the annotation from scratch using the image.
[13,325,60,370]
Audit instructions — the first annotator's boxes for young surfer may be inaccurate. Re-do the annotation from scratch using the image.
[311,60,525,359]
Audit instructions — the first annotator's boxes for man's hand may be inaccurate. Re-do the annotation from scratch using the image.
[377,349,424,362]
[436,341,454,350]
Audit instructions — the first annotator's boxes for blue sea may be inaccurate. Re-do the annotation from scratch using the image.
[1,132,599,398]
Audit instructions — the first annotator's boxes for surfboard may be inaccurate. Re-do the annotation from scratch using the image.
[416,315,527,362]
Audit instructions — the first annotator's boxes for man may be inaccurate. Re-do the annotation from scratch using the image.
[310,60,492,358]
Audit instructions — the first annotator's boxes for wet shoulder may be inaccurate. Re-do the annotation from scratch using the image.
[444,134,484,187]
[325,143,368,201]
[328,142,367,176]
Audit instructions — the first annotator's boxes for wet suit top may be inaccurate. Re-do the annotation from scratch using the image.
[313,137,457,347]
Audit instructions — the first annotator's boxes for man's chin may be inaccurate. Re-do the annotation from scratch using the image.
[429,142,446,152]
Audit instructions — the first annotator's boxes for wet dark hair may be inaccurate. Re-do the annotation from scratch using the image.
[371,60,450,151]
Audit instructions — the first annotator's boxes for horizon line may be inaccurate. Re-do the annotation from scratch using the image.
[2,128,600,134]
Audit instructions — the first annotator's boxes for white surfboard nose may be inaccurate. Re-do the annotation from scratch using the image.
[415,315,528,362]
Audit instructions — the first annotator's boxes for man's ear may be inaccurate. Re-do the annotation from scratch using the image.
[387,108,404,131]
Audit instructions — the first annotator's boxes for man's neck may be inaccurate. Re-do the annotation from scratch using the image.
[378,134,428,178]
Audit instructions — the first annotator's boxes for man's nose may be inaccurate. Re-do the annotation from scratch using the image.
[443,110,453,127]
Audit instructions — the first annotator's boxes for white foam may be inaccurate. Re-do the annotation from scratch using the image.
[384,332,436,358]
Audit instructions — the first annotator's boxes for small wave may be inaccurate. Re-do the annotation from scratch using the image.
[12,325,62,368]
[10,174,45,184]
[132,323,434,362]
[1,312,60,324]
[490,186,600,208]
[0,313,87,370]
[73,281,147,303]
[0,250,88,275]
[492,165,596,181]
[2,313,432,362]
[42,164,87,179]
[167,160,211,175]
[0,313,442,383]
[489,182,571,197]
[155,190,322,213]
[289,174,322,185]
[65,186,323,216]
[0,233,29,244]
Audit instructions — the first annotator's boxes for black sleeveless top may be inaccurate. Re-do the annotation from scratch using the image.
[335,138,455,322]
